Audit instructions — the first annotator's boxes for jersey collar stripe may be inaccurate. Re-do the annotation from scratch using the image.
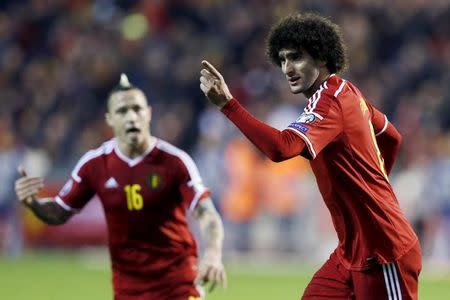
[306,93,317,112]
[114,138,157,167]
[375,115,389,136]
[285,128,316,159]
[333,80,347,97]
[309,85,325,112]
[306,89,318,112]
[305,82,328,114]
[55,196,78,212]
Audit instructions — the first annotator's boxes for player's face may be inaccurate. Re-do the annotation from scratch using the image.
[106,89,151,148]
[279,48,321,96]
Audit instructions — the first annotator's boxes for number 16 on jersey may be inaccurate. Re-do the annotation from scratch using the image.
[124,184,144,211]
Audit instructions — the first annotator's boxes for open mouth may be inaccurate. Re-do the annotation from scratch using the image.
[289,76,301,83]
[126,127,141,134]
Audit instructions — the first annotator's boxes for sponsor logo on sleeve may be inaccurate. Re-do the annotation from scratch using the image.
[59,179,73,197]
[296,112,316,124]
[288,122,309,133]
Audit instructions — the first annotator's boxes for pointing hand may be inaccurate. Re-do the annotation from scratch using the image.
[200,60,233,109]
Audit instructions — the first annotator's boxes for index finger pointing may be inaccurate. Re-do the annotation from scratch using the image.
[201,60,222,79]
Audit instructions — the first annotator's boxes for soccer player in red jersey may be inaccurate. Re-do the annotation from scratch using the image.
[15,74,226,300]
[200,12,421,300]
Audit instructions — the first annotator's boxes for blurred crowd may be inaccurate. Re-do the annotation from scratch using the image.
[0,0,449,264]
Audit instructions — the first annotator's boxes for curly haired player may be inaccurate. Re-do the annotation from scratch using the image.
[200,12,420,300]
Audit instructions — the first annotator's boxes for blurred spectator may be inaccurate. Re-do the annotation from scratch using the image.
[423,133,450,264]
[221,136,261,253]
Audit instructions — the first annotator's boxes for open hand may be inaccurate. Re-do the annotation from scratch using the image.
[194,250,227,293]
[14,166,43,205]
[200,60,233,109]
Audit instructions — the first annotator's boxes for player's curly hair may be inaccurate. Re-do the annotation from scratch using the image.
[266,12,348,74]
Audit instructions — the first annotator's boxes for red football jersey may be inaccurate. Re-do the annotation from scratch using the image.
[55,138,209,290]
[286,75,417,270]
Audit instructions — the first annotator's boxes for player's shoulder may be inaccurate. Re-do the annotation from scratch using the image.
[321,74,349,98]
[155,139,194,163]
[303,74,341,119]
[80,139,116,161]
[305,75,358,116]
[71,139,115,181]
[155,139,202,178]
[156,138,189,157]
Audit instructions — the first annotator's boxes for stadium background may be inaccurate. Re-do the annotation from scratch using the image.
[0,0,449,299]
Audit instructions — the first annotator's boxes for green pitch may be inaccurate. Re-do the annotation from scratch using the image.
[1,251,449,299]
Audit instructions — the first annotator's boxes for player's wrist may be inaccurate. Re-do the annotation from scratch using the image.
[22,197,36,208]
[203,248,222,262]
[217,99,230,109]
[219,97,237,112]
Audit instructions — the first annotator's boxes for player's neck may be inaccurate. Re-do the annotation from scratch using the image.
[118,136,154,159]
[303,69,331,98]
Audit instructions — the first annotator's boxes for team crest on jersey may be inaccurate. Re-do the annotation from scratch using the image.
[148,173,163,190]
[296,112,316,124]
[59,179,73,197]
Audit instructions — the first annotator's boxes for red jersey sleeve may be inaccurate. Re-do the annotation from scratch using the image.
[175,151,210,211]
[366,101,388,136]
[286,94,343,160]
[55,156,96,212]
[365,100,402,175]
[221,98,306,162]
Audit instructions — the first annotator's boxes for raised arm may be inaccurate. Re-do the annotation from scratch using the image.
[14,166,73,225]
[192,198,226,292]
[200,60,306,162]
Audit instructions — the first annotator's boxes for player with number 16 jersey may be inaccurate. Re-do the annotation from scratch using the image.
[58,137,207,295]
[15,74,226,300]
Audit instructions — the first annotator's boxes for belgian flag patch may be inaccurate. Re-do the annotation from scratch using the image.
[148,173,162,190]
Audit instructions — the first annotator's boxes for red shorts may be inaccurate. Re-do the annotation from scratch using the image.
[302,242,421,300]
[113,256,204,300]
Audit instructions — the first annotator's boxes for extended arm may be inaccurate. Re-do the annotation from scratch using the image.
[192,198,226,291]
[15,167,73,225]
[200,60,305,162]
[24,198,72,225]
[221,99,306,162]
